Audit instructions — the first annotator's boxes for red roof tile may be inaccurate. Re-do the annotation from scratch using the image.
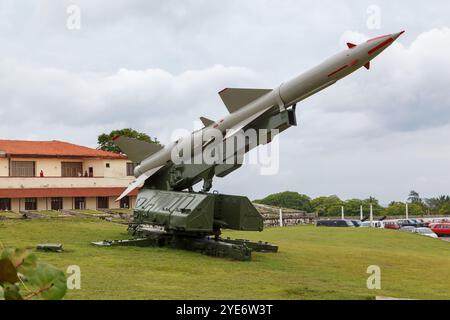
[0,187,138,198]
[0,140,126,159]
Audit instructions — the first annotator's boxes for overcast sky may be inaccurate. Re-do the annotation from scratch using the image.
[1,0,450,203]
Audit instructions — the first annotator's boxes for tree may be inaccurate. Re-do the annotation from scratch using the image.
[311,195,343,217]
[408,190,422,204]
[385,202,405,216]
[344,199,365,216]
[97,128,159,154]
[425,195,450,215]
[254,191,313,212]
[438,202,450,216]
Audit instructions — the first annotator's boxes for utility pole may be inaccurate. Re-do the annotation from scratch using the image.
[341,206,345,220]
[405,202,409,220]
[360,205,363,220]
[370,203,374,226]
[279,208,283,227]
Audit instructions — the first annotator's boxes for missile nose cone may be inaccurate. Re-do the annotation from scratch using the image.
[392,30,405,41]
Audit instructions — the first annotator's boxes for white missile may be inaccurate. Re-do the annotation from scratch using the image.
[115,31,405,200]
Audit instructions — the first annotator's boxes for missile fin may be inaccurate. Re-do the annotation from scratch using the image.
[112,135,163,163]
[219,88,272,113]
[116,165,164,201]
[364,62,370,70]
[200,116,215,127]
[347,42,357,49]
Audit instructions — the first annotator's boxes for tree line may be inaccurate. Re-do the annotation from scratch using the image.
[254,191,450,217]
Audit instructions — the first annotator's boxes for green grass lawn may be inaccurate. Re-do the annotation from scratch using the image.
[74,210,108,215]
[0,218,449,300]
[31,210,66,218]
[0,211,20,218]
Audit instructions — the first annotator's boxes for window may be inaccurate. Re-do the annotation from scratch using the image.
[61,162,83,177]
[106,163,110,168]
[120,196,130,209]
[25,198,37,211]
[51,198,63,211]
[74,197,86,210]
[97,197,109,209]
[126,163,137,176]
[11,161,35,177]
[0,198,11,211]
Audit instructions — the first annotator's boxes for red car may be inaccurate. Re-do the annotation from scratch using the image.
[430,223,450,237]
[384,221,400,230]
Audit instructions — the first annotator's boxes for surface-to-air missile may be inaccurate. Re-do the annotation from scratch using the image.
[94,31,404,260]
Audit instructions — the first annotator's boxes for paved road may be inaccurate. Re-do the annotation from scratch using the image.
[441,237,450,242]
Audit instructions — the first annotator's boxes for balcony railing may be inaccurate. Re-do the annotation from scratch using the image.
[0,177,134,189]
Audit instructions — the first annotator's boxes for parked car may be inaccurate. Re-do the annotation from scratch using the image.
[350,220,361,227]
[384,221,401,230]
[429,218,450,224]
[413,227,439,239]
[316,220,355,228]
[359,221,384,228]
[397,219,419,228]
[430,223,450,237]
[410,219,427,227]
[400,226,416,233]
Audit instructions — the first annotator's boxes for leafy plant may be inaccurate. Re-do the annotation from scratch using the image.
[0,248,67,300]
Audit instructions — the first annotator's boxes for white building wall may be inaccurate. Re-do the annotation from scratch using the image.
[109,197,120,209]
[82,160,105,177]
[11,199,20,212]
[0,158,8,176]
[37,198,47,211]
[63,197,73,210]
[104,160,129,178]
[86,197,97,210]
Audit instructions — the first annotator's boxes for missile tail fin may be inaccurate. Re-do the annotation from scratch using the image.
[112,136,163,163]
[364,62,371,70]
[347,42,357,49]
[116,165,164,201]
[200,116,215,127]
[219,88,272,113]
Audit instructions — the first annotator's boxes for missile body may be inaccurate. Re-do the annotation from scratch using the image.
[117,31,404,200]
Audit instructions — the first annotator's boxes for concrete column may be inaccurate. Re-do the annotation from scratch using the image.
[405,203,409,220]
[279,208,283,227]
[370,204,374,226]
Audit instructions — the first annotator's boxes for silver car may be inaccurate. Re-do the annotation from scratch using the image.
[400,226,416,233]
[413,227,439,239]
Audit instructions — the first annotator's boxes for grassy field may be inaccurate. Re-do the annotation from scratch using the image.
[0,211,20,218]
[0,217,449,300]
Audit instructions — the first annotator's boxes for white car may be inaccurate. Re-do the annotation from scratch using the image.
[414,227,439,239]
[359,221,384,228]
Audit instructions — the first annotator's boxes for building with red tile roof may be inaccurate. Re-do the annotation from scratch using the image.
[0,140,136,212]
[0,140,126,159]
